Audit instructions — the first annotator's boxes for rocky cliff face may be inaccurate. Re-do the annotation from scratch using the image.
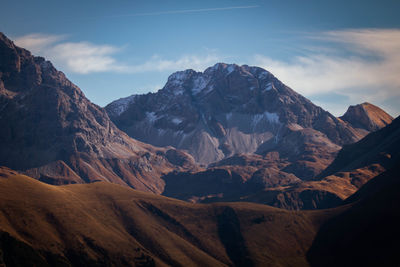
[106,63,365,166]
[0,32,196,193]
[105,62,394,207]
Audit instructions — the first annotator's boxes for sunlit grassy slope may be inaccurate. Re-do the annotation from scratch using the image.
[0,167,338,266]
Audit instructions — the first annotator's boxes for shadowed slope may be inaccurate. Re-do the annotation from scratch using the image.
[0,167,334,266]
[171,116,400,210]
[242,116,400,210]
[307,163,400,267]
[319,116,400,178]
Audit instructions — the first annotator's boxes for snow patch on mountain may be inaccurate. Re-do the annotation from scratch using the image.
[172,118,182,125]
[258,71,270,80]
[226,112,233,121]
[192,76,209,95]
[264,82,273,91]
[107,95,136,116]
[205,63,238,76]
[168,71,187,84]
[251,112,280,128]
[227,65,235,74]
[146,112,158,123]
[157,128,166,136]
[166,70,193,95]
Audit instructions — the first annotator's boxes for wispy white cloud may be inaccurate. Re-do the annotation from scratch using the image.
[124,54,220,73]
[48,42,125,74]
[253,29,400,115]
[14,33,67,55]
[14,33,221,74]
[14,29,400,116]
[14,34,126,74]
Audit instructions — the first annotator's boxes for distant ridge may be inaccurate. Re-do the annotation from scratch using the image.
[340,102,393,133]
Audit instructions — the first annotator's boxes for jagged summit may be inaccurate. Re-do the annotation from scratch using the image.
[106,62,364,166]
[159,63,276,97]
[204,62,250,76]
[203,62,274,77]
[106,94,136,116]
[107,62,280,117]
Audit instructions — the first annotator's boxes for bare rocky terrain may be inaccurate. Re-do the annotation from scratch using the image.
[0,32,197,193]
[106,61,394,208]
[1,31,395,211]
[162,117,399,209]
[106,63,372,166]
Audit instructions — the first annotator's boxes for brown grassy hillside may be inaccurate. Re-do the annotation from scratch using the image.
[0,167,338,266]
[307,163,400,267]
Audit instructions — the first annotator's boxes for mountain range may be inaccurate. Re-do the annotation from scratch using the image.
[0,31,399,266]
[106,63,378,166]
[1,31,396,208]
[105,61,393,208]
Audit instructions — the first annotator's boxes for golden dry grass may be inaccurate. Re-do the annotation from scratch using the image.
[0,167,338,266]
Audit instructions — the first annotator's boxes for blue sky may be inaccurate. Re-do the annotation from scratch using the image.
[1,0,400,116]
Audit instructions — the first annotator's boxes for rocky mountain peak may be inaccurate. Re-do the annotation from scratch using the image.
[158,63,279,98]
[163,69,198,95]
[340,102,393,132]
[0,32,83,100]
[203,63,272,78]
[0,32,16,52]
[0,32,197,192]
[106,63,368,165]
[167,69,197,82]
[106,94,137,117]
[204,62,238,75]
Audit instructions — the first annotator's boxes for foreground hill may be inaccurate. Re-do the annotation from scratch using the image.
[0,32,196,193]
[0,167,334,266]
[319,115,400,179]
[1,165,399,266]
[308,163,400,266]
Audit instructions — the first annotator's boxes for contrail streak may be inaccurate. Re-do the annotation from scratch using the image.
[55,5,259,22]
[105,5,260,18]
